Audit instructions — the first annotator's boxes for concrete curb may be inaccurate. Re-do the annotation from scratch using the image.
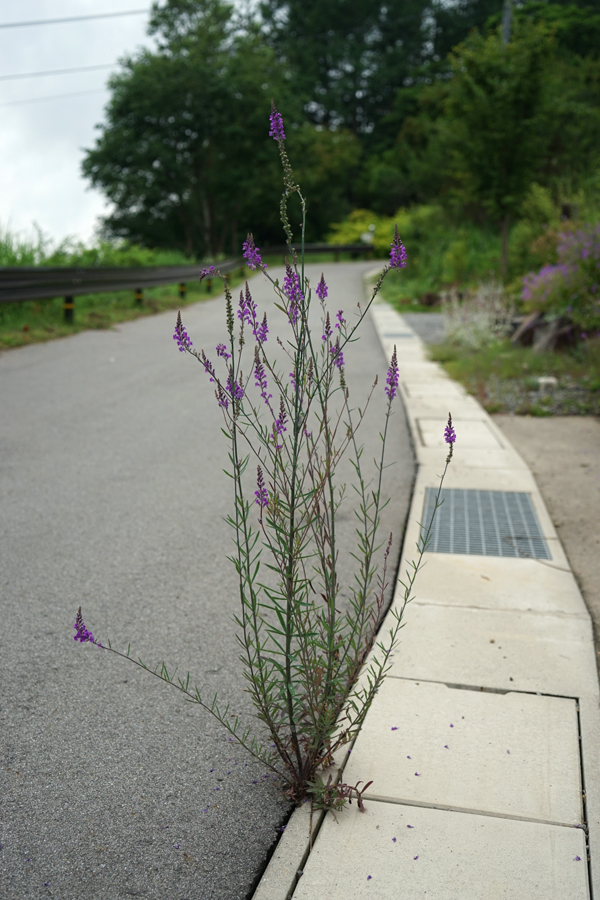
[252,299,600,900]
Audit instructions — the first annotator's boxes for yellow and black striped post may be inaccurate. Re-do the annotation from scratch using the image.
[178,282,186,300]
[135,288,143,306]
[63,296,74,323]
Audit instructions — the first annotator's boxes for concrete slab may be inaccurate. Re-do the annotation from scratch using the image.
[343,679,583,825]
[414,446,530,470]
[408,554,588,617]
[417,418,504,449]
[386,603,597,697]
[293,801,589,900]
[402,381,469,401]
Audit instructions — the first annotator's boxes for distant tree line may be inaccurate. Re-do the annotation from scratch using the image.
[82,0,600,260]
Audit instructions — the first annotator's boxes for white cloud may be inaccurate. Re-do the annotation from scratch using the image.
[0,1,154,244]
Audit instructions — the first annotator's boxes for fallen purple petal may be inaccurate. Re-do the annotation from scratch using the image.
[575,856,581,861]
[392,838,397,843]
[407,825,414,829]
[391,727,398,731]
[413,855,419,860]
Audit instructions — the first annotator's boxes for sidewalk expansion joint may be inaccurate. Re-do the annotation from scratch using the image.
[385,674,581,702]
[408,599,588,619]
[363,794,585,830]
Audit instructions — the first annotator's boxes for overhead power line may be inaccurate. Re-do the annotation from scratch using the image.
[0,88,107,108]
[0,9,148,30]
[0,63,115,82]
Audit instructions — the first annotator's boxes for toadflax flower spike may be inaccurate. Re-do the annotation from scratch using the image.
[389,225,407,270]
[269,101,285,142]
[445,412,456,462]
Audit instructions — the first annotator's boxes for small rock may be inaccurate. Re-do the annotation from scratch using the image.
[537,376,558,392]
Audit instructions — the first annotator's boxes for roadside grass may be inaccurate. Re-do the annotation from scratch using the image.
[378,271,444,313]
[429,338,600,415]
[0,268,250,352]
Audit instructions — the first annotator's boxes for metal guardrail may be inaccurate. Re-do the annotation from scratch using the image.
[0,244,374,322]
[0,258,244,321]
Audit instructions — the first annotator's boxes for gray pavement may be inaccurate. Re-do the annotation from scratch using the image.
[0,262,415,900]
[400,312,446,345]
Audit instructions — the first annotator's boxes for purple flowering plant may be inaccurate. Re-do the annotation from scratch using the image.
[522,223,600,334]
[74,104,451,810]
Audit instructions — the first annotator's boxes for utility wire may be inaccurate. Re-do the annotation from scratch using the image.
[0,9,148,30]
[0,88,106,108]
[0,63,115,82]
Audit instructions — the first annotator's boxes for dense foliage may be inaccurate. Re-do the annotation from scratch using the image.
[81,0,600,270]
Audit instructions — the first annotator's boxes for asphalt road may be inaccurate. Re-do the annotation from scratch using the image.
[0,262,415,900]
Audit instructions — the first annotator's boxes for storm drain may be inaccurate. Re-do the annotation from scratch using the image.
[421,488,551,559]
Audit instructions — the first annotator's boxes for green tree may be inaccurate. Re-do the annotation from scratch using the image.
[82,0,290,257]
[435,23,555,277]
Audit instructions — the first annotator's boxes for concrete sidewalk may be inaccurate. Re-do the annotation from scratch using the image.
[254,302,600,899]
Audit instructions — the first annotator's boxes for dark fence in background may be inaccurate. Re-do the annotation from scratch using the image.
[0,244,375,322]
[0,259,243,322]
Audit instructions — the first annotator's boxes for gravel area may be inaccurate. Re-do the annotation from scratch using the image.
[0,262,415,900]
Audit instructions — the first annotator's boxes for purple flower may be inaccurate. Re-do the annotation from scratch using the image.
[269,101,285,141]
[330,340,344,369]
[199,265,216,282]
[316,274,328,300]
[444,413,456,445]
[414,772,420,776]
[444,745,449,749]
[367,875,372,880]
[407,825,414,828]
[201,350,217,384]
[216,343,231,361]
[74,607,94,644]
[385,347,399,401]
[227,372,244,402]
[413,856,419,860]
[389,225,407,269]
[255,466,269,509]
[273,398,288,447]
[173,311,193,353]
[283,264,303,326]
[335,310,345,331]
[392,838,397,843]
[216,384,229,410]
[238,283,257,329]
[254,350,272,405]
[255,312,269,344]
[242,234,265,271]
[575,856,581,861]
[391,727,398,731]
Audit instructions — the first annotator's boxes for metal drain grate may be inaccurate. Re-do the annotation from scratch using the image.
[421,488,551,559]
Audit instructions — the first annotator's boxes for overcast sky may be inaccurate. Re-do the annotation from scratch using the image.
[0,1,156,247]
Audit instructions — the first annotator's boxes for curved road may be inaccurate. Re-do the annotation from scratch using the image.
[0,262,415,900]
